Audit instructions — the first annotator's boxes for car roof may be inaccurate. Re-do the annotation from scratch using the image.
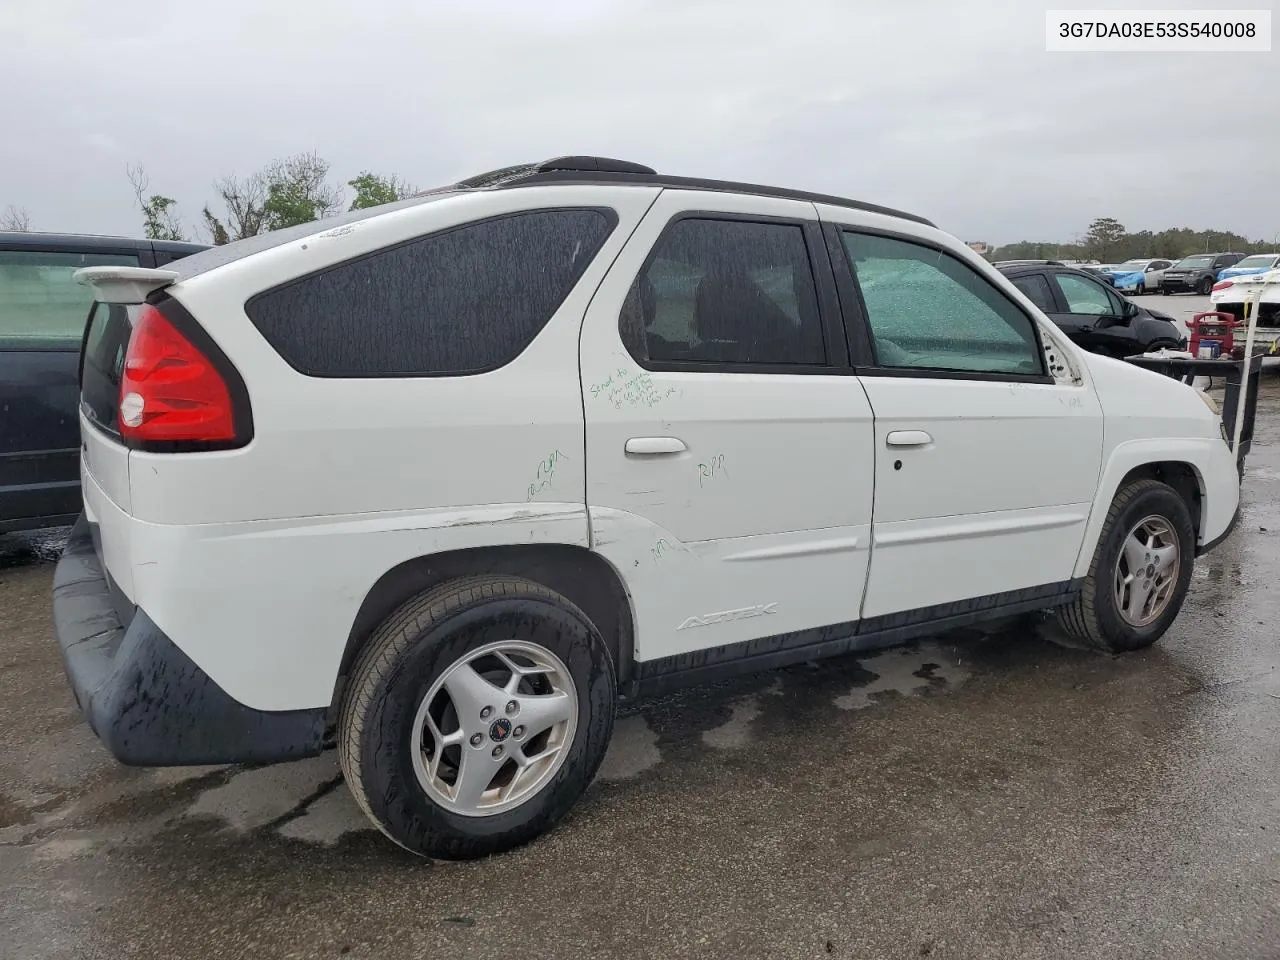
[996,262,1105,282]
[0,231,207,254]
[454,155,936,227]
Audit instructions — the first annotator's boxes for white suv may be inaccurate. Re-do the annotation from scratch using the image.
[55,156,1240,860]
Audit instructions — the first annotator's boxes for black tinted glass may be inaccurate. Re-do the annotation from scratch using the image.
[245,209,615,376]
[80,302,133,436]
[622,218,826,366]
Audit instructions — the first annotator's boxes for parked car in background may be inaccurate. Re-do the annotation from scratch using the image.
[1162,253,1246,295]
[998,262,1184,357]
[1108,258,1174,295]
[1080,265,1119,286]
[53,156,1239,861]
[1216,253,1280,281]
[0,232,206,532]
[1211,267,1280,329]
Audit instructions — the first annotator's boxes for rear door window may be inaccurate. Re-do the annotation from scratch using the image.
[0,250,140,350]
[245,208,615,376]
[621,217,827,366]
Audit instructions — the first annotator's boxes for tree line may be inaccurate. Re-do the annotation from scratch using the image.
[990,216,1279,264]
[126,152,418,245]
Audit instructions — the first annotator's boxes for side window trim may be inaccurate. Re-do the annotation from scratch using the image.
[826,224,1053,384]
[621,210,852,375]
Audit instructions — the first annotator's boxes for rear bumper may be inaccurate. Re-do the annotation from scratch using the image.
[52,514,327,766]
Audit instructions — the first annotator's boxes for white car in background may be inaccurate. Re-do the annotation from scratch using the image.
[1211,267,1280,331]
[1109,258,1174,295]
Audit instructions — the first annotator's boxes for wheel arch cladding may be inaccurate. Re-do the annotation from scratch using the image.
[1119,461,1203,537]
[335,544,636,705]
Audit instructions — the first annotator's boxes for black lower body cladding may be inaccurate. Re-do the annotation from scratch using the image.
[52,515,327,765]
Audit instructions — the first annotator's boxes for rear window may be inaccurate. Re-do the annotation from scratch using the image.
[0,249,139,349]
[245,208,616,377]
[80,302,133,436]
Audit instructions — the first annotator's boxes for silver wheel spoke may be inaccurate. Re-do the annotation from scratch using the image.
[442,662,501,722]
[1151,544,1177,575]
[1126,577,1153,618]
[495,650,554,694]
[1122,533,1148,576]
[453,749,502,808]
[514,690,574,738]
[504,743,564,799]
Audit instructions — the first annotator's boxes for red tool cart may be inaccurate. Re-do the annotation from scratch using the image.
[1187,312,1243,360]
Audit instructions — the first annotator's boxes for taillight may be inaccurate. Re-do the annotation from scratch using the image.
[119,304,237,444]
[1212,280,1233,292]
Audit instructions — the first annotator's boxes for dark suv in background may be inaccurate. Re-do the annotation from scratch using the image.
[997,262,1184,359]
[0,232,206,532]
[1162,252,1246,295]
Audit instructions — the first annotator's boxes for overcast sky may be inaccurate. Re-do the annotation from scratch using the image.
[2,0,1276,246]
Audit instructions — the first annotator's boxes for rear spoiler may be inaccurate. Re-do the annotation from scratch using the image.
[74,265,178,304]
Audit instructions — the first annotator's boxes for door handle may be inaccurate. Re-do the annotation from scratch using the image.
[886,430,933,447]
[625,437,688,455]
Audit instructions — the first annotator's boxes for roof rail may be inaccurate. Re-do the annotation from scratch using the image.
[534,156,656,175]
[452,157,934,228]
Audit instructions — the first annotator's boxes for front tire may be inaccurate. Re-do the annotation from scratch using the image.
[1056,479,1195,652]
[339,575,616,860]
[1197,277,1213,295]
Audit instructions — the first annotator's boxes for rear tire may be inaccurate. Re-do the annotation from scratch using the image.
[1056,479,1195,652]
[339,575,616,860]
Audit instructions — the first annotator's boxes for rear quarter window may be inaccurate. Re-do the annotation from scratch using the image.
[245,208,616,377]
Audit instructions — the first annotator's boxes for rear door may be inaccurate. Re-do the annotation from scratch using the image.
[580,190,876,668]
[818,214,1103,621]
[0,243,139,528]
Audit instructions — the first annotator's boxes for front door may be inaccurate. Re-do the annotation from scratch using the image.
[1048,270,1134,358]
[818,218,1104,622]
[579,190,876,666]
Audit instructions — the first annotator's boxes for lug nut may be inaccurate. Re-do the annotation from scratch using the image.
[513,726,525,739]
[505,700,519,716]
[470,733,483,747]
[480,706,493,720]
[492,745,504,758]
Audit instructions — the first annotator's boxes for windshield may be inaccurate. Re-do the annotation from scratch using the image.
[1118,259,1149,270]
[1174,256,1213,269]
[1234,255,1279,269]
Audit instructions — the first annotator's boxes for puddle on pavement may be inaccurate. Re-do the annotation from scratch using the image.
[0,528,70,569]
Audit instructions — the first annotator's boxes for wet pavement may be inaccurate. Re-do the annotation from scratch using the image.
[3,378,1279,959]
